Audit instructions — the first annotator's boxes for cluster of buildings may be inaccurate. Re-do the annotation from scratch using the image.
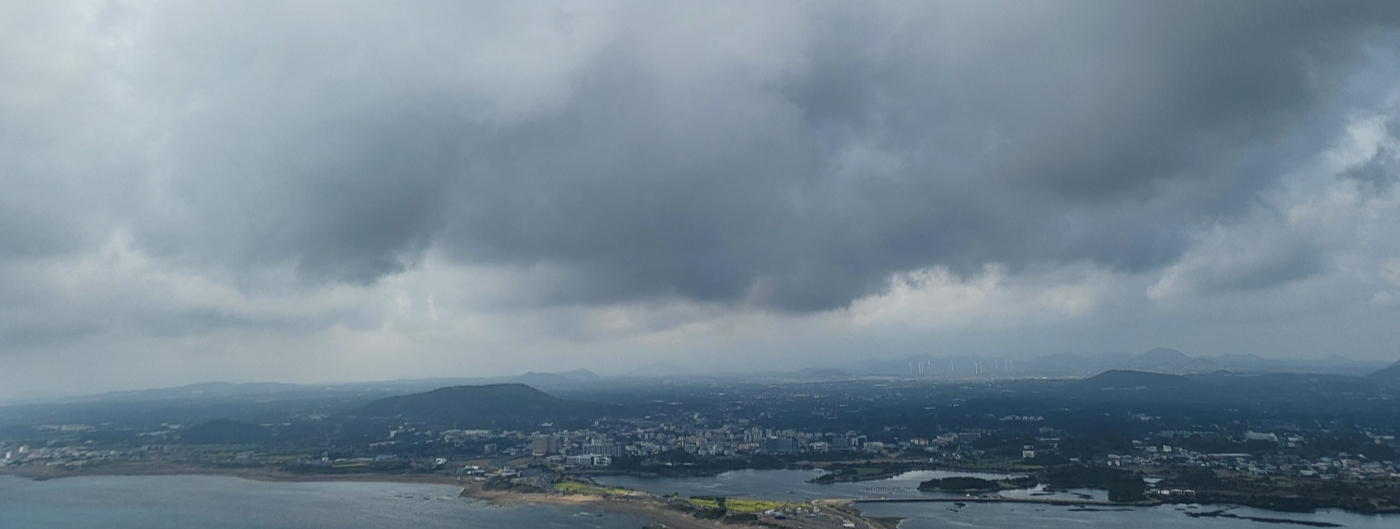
[389,417,919,471]
[0,442,149,469]
[6,390,1400,496]
[500,421,906,465]
[1089,430,1400,480]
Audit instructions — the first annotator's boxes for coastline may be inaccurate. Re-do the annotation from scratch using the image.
[0,465,736,529]
[9,463,1393,527]
[0,463,464,486]
[819,500,904,529]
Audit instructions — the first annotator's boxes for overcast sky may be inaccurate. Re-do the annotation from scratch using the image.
[3,1,1400,400]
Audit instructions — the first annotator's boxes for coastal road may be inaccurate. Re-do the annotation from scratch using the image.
[812,499,895,529]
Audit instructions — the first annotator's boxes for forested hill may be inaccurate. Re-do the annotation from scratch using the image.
[358,383,617,428]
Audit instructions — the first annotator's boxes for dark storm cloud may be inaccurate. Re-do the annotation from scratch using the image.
[12,0,1400,312]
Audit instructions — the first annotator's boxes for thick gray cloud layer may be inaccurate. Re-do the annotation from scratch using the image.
[10,0,1382,310]
[3,1,1400,397]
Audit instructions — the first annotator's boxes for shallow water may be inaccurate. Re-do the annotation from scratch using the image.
[594,468,1015,500]
[597,469,1398,528]
[857,501,1398,529]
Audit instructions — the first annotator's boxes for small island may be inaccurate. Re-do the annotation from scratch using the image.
[917,476,1004,492]
[914,466,1148,503]
[916,475,1040,493]
[808,462,919,483]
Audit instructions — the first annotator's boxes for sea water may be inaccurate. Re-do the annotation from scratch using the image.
[0,474,647,529]
[5,471,1394,529]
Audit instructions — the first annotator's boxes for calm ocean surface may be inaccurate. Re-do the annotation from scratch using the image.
[0,474,647,529]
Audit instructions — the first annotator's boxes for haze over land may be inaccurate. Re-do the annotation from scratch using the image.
[4,1,1400,400]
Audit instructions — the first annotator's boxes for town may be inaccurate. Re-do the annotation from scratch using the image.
[4,363,1400,521]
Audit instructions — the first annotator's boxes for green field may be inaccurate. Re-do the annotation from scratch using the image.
[725,499,799,513]
[686,497,800,513]
[688,497,723,509]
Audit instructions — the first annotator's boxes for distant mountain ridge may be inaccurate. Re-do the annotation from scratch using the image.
[26,368,616,407]
[16,354,1391,407]
[848,348,1388,378]
[515,369,602,387]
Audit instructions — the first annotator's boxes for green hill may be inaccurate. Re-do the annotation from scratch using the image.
[358,383,614,428]
[1079,369,1197,390]
[1366,362,1400,383]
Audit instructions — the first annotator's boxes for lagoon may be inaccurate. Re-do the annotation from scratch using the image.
[594,468,1015,500]
[857,501,1398,529]
[596,469,1397,528]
